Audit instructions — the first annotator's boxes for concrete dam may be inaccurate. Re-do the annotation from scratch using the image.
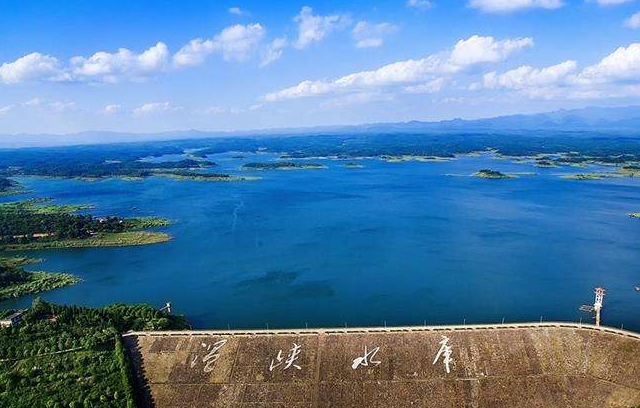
[123,322,640,408]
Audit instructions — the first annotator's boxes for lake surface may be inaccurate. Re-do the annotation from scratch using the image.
[2,153,640,331]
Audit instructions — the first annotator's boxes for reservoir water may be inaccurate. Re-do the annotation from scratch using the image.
[2,153,639,330]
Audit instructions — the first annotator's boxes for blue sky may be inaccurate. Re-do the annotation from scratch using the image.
[2,0,640,134]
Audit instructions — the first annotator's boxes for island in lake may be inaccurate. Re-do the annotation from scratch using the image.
[474,169,514,179]
[155,171,259,182]
[241,162,326,170]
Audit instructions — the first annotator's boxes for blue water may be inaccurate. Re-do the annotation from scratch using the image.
[1,153,639,331]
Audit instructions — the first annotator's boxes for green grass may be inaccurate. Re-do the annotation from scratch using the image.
[1,231,170,251]
[0,271,79,301]
[474,169,514,179]
[561,173,619,180]
[0,198,92,214]
[122,217,171,230]
[0,300,189,408]
[155,172,259,182]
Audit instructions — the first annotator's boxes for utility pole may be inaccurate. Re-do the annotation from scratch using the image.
[159,302,172,315]
[594,287,605,327]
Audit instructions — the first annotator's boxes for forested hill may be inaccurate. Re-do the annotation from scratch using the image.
[0,300,189,408]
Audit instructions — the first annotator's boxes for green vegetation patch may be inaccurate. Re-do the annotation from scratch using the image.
[0,199,170,251]
[0,299,189,408]
[561,173,620,180]
[474,169,514,179]
[155,171,259,182]
[0,257,79,301]
[242,162,326,170]
[0,178,26,196]
[2,231,170,251]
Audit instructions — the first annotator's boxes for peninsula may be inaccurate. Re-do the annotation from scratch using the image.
[0,257,78,301]
[0,199,171,251]
[0,178,25,196]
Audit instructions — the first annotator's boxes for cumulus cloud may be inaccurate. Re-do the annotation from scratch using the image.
[481,61,577,90]
[352,21,398,48]
[473,42,640,100]
[449,35,533,65]
[578,43,640,84]
[0,52,68,84]
[133,101,182,116]
[625,12,640,29]
[294,6,351,49]
[214,23,265,61]
[1,23,267,84]
[404,77,447,93]
[469,0,564,13]
[406,0,434,10]
[174,23,264,65]
[264,35,533,102]
[260,37,287,67]
[71,42,170,83]
[102,104,123,115]
[172,39,217,67]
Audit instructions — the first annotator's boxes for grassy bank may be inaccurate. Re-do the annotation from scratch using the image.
[1,231,170,251]
[0,257,79,301]
[0,271,79,301]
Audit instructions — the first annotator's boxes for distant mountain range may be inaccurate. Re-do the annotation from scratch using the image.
[3,105,640,148]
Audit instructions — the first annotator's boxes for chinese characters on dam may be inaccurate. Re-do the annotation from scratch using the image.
[188,337,455,374]
[189,340,227,373]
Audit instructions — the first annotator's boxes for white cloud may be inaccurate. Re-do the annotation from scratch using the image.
[260,37,287,67]
[320,91,394,108]
[102,104,123,115]
[228,7,245,15]
[469,0,563,13]
[406,0,434,10]
[404,77,447,93]
[2,24,266,84]
[578,43,640,84]
[133,101,182,116]
[625,12,640,29]
[589,0,635,5]
[449,35,534,66]
[70,42,170,83]
[49,101,76,113]
[173,39,217,67]
[481,61,577,89]
[173,23,264,66]
[264,35,533,102]
[0,52,67,84]
[474,42,640,100]
[294,6,351,49]
[352,21,398,48]
[22,97,43,107]
[215,24,265,61]
[0,105,14,116]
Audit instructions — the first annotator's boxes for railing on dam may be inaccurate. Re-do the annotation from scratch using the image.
[124,321,640,340]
